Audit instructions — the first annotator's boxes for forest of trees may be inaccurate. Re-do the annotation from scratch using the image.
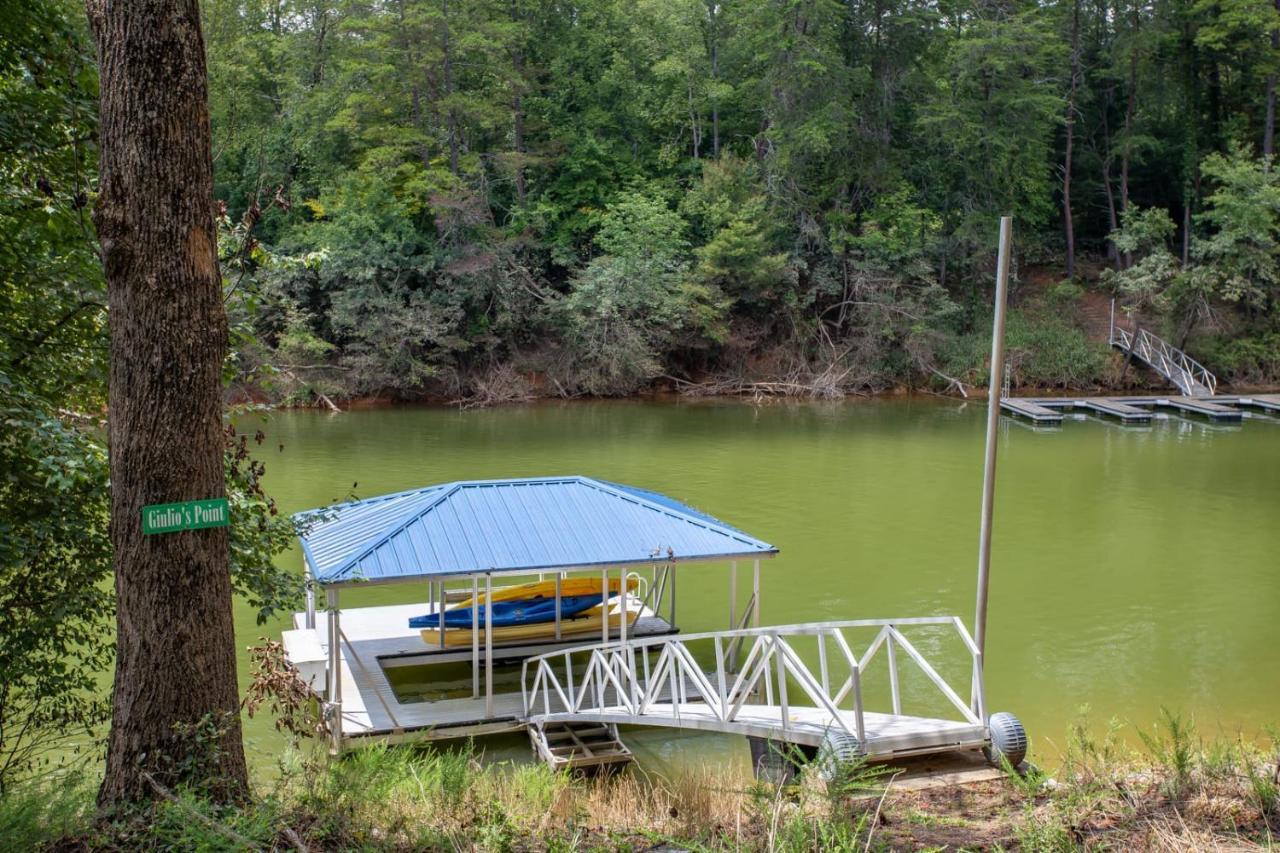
[203,0,1280,401]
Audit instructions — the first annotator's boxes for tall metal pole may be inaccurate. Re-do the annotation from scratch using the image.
[974,216,1013,660]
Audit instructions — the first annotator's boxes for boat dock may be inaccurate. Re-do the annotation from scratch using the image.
[1000,394,1280,424]
[288,597,676,742]
[999,308,1280,425]
[282,476,1021,777]
[522,617,993,764]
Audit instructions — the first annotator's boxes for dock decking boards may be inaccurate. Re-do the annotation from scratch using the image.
[293,603,678,740]
[1000,394,1257,424]
[288,603,1000,772]
[1074,399,1152,422]
[1228,394,1280,414]
[1159,396,1243,420]
[998,398,1063,423]
[533,704,989,754]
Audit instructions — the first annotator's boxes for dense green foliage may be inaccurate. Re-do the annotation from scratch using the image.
[0,0,300,790]
[0,0,111,794]
[204,0,1280,400]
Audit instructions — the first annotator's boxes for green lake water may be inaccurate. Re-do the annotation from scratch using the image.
[241,397,1280,777]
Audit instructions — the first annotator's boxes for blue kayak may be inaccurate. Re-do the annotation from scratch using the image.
[408,591,612,630]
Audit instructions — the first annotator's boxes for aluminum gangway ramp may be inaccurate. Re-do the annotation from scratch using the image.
[522,618,996,769]
[1111,324,1216,397]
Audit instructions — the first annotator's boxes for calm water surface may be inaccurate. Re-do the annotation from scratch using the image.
[242,397,1280,776]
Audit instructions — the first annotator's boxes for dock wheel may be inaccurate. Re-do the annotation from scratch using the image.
[983,711,1028,769]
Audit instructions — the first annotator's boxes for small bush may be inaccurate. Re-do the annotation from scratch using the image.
[0,773,95,850]
[1193,331,1280,385]
[939,308,1108,390]
[1138,708,1198,799]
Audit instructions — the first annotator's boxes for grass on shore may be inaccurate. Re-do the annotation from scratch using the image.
[6,711,1278,851]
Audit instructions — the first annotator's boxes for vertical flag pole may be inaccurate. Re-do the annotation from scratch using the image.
[974,216,1013,663]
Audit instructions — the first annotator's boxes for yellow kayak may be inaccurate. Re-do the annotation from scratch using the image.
[421,603,639,647]
[452,575,636,608]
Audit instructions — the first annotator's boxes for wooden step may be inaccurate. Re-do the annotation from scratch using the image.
[529,722,634,771]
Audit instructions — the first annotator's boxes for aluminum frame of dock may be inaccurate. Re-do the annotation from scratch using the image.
[522,617,997,764]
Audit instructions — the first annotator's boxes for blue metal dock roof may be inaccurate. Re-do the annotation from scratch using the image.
[294,476,778,584]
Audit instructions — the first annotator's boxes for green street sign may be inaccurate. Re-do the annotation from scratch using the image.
[142,498,230,534]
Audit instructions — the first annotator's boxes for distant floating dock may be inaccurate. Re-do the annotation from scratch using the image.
[1000,394,1280,425]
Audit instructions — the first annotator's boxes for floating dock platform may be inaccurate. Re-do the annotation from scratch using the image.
[287,598,675,743]
[1000,393,1280,424]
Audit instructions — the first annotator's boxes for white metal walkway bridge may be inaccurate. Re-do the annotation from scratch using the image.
[521,617,996,769]
[1110,311,1216,397]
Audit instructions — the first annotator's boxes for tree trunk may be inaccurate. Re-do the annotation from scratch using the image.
[705,0,720,157]
[1101,99,1121,269]
[442,0,460,176]
[397,0,431,169]
[1266,0,1277,159]
[1062,0,1080,279]
[511,52,526,203]
[711,41,720,157]
[1182,195,1191,265]
[1120,45,1136,218]
[1119,2,1138,269]
[1120,55,1136,270]
[86,0,247,806]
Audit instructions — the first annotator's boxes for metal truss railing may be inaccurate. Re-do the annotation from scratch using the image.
[521,617,985,743]
[1112,324,1216,397]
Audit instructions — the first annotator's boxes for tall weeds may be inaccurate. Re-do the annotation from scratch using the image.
[4,715,1278,850]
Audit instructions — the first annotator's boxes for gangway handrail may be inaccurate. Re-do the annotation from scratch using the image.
[520,616,986,748]
[1111,324,1216,396]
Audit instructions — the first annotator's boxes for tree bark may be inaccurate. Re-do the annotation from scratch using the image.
[1120,32,1136,219]
[1119,41,1136,270]
[704,0,720,157]
[1182,194,1191,265]
[1101,107,1121,268]
[86,0,247,806]
[1266,0,1277,159]
[1062,0,1080,279]
[442,0,460,176]
[511,54,526,203]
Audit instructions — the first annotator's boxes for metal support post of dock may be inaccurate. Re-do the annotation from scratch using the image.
[752,559,760,628]
[619,566,628,646]
[729,560,737,630]
[471,575,480,699]
[304,559,316,630]
[602,567,610,647]
[484,572,494,717]
[553,573,562,640]
[326,586,343,754]
[438,580,446,648]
